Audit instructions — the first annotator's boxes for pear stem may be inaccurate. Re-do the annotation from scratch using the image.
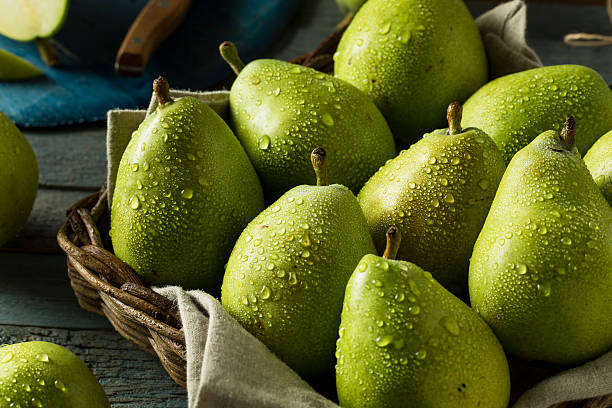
[560,116,576,150]
[311,147,329,186]
[153,76,173,106]
[219,41,245,75]
[447,102,462,135]
[382,226,401,260]
[35,37,59,67]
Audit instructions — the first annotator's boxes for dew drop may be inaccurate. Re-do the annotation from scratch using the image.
[258,135,271,150]
[478,179,489,190]
[129,195,141,209]
[440,316,460,335]
[322,113,335,127]
[35,354,49,363]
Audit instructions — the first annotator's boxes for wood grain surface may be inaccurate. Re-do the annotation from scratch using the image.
[1,0,611,406]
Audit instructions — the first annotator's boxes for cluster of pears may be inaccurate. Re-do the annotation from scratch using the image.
[0,341,109,407]
[107,0,612,405]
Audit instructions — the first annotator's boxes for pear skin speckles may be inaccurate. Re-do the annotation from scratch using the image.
[110,94,264,291]
[336,256,510,408]
[462,65,612,163]
[0,342,109,407]
[335,0,487,144]
[229,59,395,198]
[358,126,505,295]
[221,184,376,380]
[469,128,612,364]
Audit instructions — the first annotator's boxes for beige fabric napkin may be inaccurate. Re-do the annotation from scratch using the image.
[104,2,607,407]
[476,0,543,78]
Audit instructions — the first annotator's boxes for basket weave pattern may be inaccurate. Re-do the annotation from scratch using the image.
[56,184,187,386]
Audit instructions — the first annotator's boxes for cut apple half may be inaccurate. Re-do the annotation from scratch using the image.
[0,0,69,41]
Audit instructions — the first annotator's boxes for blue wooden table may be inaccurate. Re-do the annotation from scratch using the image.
[0,1,610,406]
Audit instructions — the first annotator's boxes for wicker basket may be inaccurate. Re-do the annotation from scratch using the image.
[55,15,611,408]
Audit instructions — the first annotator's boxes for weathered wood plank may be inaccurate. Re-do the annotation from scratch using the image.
[0,325,187,407]
[0,252,110,329]
[23,126,107,190]
[1,189,94,254]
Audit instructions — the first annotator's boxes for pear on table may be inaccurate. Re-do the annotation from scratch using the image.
[358,102,506,295]
[462,65,612,163]
[0,110,38,247]
[584,129,612,205]
[469,117,612,364]
[0,342,109,407]
[336,227,510,408]
[221,148,376,379]
[110,77,264,291]
[334,0,488,145]
[219,41,395,198]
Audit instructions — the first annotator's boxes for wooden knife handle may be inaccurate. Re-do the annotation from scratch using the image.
[115,0,192,76]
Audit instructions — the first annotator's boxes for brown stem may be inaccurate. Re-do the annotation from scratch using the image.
[447,102,462,135]
[153,76,173,106]
[382,226,401,260]
[560,116,576,150]
[311,147,328,186]
[35,37,59,67]
[219,41,245,75]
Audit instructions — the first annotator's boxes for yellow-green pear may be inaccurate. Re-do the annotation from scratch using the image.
[111,77,264,291]
[584,129,612,205]
[221,148,376,379]
[358,103,506,294]
[220,41,395,198]
[462,65,612,163]
[334,0,488,145]
[0,111,38,247]
[0,341,109,407]
[336,227,510,408]
[469,117,612,364]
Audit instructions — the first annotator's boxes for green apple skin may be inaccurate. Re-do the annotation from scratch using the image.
[110,95,264,290]
[358,125,505,295]
[336,256,510,408]
[229,60,396,198]
[221,184,376,379]
[0,0,69,41]
[0,342,109,408]
[462,65,612,163]
[469,129,612,364]
[584,129,612,205]
[0,49,43,81]
[334,0,488,145]
[0,111,38,247]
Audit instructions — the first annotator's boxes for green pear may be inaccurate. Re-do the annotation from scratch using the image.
[219,41,395,198]
[336,227,510,408]
[462,65,612,163]
[0,49,43,81]
[469,117,612,364]
[0,341,109,407]
[336,0,367,13]
[221,148,376,379]
[358,103,505,294]
[334,0,487,145]
[111,77,264,291]
[0,111,38,247]
[584,129,612,205]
